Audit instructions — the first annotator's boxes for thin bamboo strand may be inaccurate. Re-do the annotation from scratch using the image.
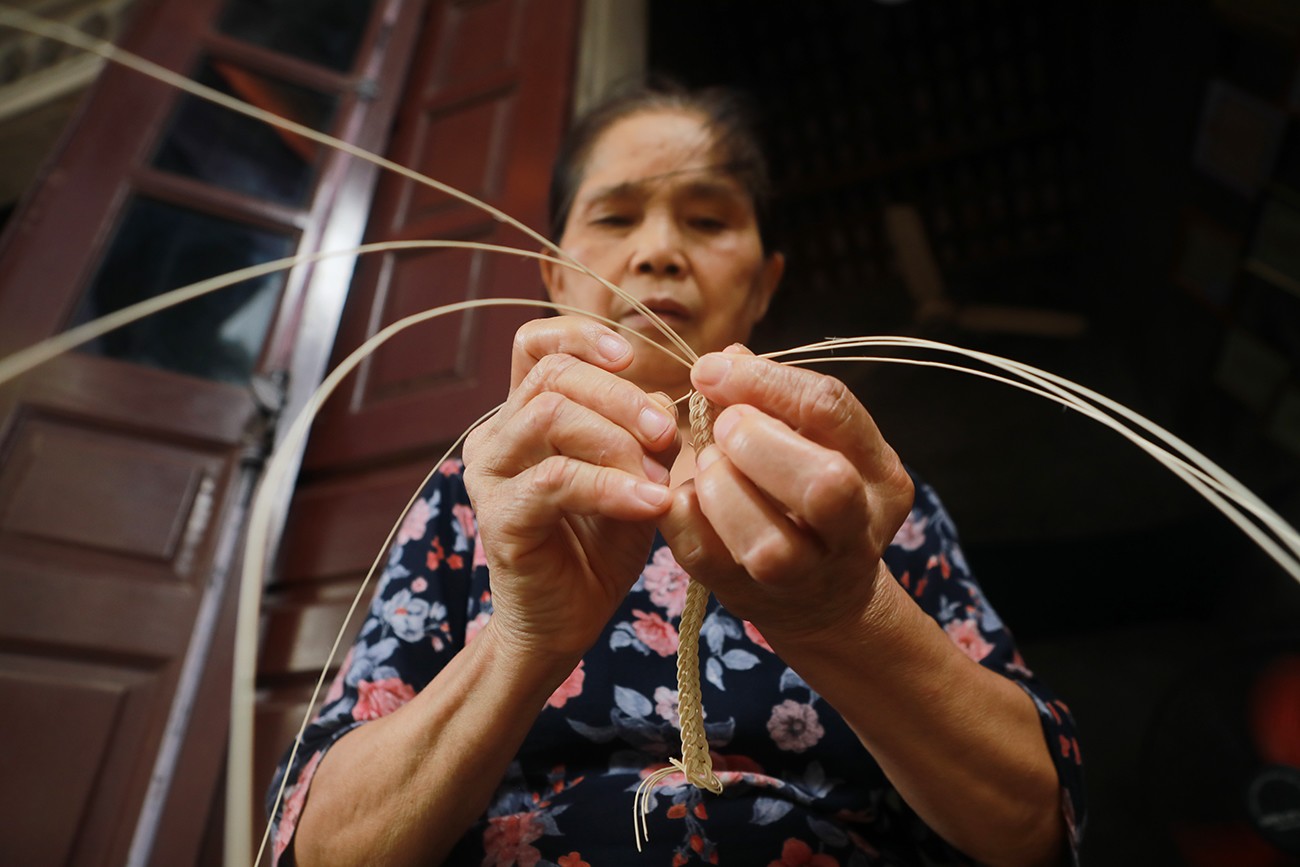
[257,401,504,865]
[0,18,708,854]
[785,351,1300,581]
[780,342,1255,509]
[0,7,700,365]
[230,294,697,864]
[258,335,1300,857]
[789,339,1294,553]
[771,337,1283,536]
[635,342,1300,845]
[0,240,693,388]
[0,11,698,852]
[779,337,1300,566]
[9,9,1299,858]
[776,335,1263,505]
[251,327,1300,859]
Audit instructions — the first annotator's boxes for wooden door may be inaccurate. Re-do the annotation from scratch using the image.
[0,0,426,864]
[255,0,580,849]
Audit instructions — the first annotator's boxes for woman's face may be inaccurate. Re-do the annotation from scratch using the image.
[542,109,784,394]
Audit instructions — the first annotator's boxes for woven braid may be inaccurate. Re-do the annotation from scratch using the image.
[674,578,719,789]
[632,390,723,849]
[688,387,716,462]
[676,390,723,791]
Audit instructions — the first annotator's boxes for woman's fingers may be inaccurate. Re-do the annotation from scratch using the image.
[692,444,819,584]
[509,352,677,453]
[676,352,915,593]
[510,316,633,389]
[690,351,895,481]
[705,404,869,544]
[499,456,671,543]
[466,319,680,540]
[659,481,744,588]
[489,391,671,483]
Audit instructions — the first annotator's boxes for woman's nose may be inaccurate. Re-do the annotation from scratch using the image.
[632,217,686,277]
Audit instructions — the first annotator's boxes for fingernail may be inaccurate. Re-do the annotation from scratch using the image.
[597,334,630,361]
[694,354,732,386]
[636,480,670,507]
[696,444,720,471]
[723,343,752,355]
[639,406,672,440]
[642,454,671,485]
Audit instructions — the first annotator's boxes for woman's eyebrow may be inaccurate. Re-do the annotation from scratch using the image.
[675,178,747,203]
[580,176,746,212]
[580,181,643,206]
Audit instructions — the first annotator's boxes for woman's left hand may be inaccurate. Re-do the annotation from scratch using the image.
[659,346,915,646]
[662,348,1068,867]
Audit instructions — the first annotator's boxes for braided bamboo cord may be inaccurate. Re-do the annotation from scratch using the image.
[688,387,717,460]
[633,391,723,849]
[674,578,721,789]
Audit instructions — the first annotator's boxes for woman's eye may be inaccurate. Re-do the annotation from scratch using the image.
[689,216,727,232]
[592,214,633,227]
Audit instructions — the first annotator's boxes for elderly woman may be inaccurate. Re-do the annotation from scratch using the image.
[268,85,1084,867]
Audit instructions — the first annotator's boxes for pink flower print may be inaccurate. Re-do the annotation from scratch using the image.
[547,660,585,709]
[411,577,428,593]
[769,837,839,867]
[324,647,354,705]
[944,617,994,662]
[641,547,690,617]
[271,750,323,866]
[466,610,491,644]
[767,700,825,753]
[438,458,461,476]
[396,498,433,546]
[353,677,416,721]
[473,533,488,568]
[744,620,774,653]
[631,609,679,657]
[655,685,682,728]
[482,811,546,867]
[892,510,929,551]
[452,502,477,542]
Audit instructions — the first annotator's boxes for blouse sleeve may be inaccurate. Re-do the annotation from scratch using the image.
[264,460,479,866]
[883,472,1086,863]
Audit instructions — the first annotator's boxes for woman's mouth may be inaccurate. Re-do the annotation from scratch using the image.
[622,299,690,329]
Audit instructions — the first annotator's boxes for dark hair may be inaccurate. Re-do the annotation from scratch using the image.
[547,81,776,252]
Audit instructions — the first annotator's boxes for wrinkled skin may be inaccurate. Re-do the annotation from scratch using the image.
[462,318,682,663]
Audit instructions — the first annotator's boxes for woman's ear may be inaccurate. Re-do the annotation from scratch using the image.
[751,251,785,321]
[539,250,564,303]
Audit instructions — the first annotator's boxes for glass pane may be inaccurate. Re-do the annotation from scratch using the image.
[74,197,295,384]
[153,59,337,206]
[217,0,377,73]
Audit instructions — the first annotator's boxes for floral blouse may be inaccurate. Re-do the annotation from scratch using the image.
[268,460,1085,866]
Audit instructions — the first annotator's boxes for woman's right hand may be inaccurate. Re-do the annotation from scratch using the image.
[461,316,680,664]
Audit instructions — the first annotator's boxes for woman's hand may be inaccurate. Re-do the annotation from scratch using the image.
[462,316,680,663]
[660,346,914,645]
[661,348,1068,866]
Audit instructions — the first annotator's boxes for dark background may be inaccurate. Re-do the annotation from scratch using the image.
[650,2,1300,865]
